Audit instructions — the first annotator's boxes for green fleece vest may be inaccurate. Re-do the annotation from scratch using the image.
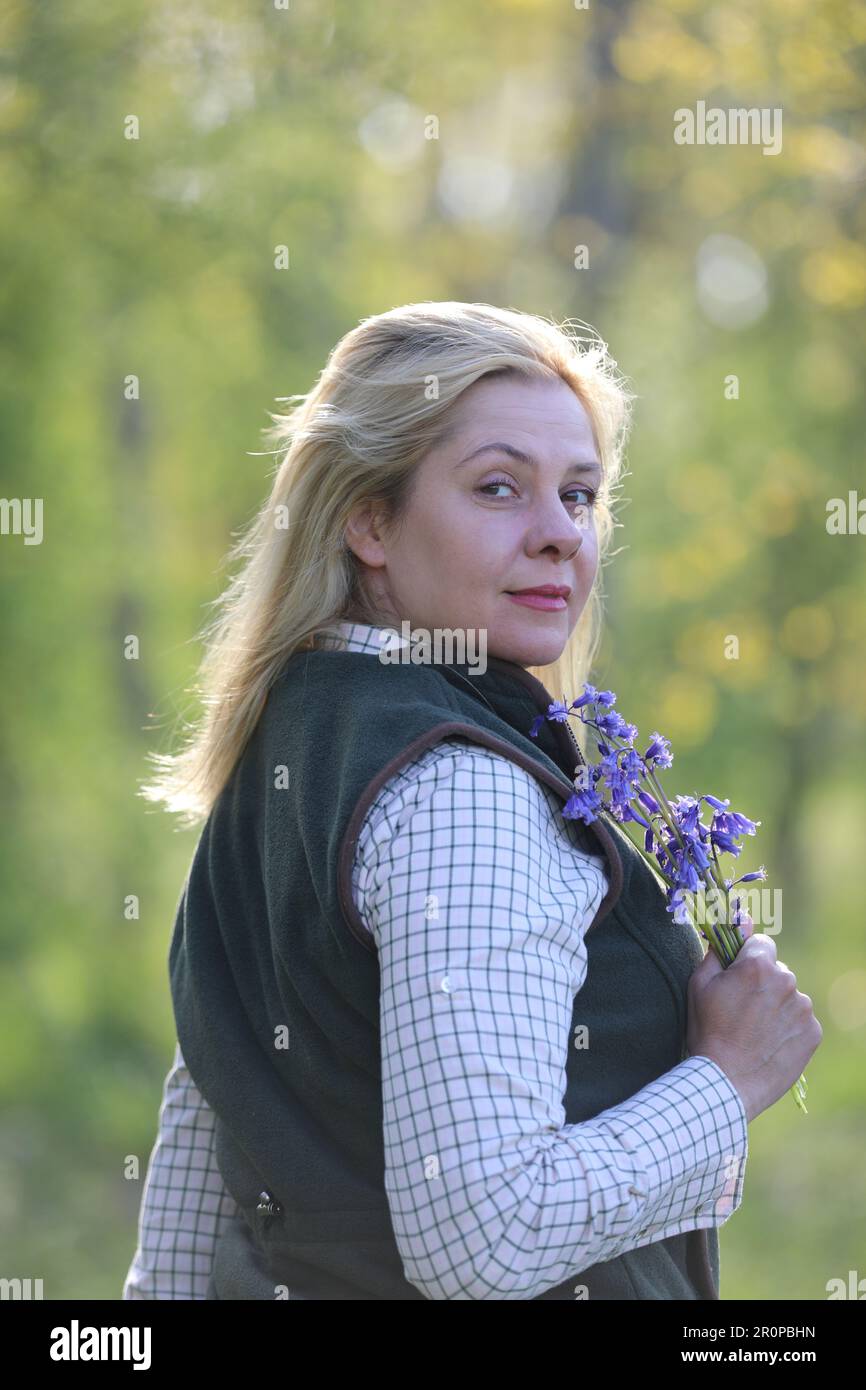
[169,646,721,1300]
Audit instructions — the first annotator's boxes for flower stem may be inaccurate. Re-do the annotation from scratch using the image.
[564,701,809,1116]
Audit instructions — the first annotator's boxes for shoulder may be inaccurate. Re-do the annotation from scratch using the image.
[357,736,538,834]
[273,647,459,716]
[262,648,469,774]
[354,736,608,883]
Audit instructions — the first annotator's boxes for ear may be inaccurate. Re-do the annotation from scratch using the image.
[344,500,390,567]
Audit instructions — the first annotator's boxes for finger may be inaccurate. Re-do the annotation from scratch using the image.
[736,931,778,962]
[737,912,754,941]
[694,940,726,977]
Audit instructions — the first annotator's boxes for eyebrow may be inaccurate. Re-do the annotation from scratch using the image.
[454,442,602,476]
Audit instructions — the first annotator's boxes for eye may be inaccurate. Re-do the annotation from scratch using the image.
[477,476,519,498]
[564,487,597,508]
[477,476,598,507]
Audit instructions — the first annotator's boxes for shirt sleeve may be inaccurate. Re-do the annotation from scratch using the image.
[353,739,749,1301]
[122,1042,239,1300]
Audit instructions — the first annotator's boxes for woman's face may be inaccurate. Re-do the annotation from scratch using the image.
[344,373,603,667]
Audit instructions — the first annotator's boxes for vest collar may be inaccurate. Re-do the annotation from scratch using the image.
[315,618,594,796]
[314,621,585,769]
[436,653,589,782]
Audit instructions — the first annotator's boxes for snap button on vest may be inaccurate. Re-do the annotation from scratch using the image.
[256,1191,282,1217]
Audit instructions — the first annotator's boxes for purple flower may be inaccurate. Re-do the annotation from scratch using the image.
[598,752,633,807]
[568,685,598,711]
[546,699,571,723]
[733,866,767,885]
[596,710,638,741]
[671,795,701,835]
[644,732,673,768]
[532,682,763,928]
[622,804,651,830]
[562,785,603,824]
[710,831,743,856]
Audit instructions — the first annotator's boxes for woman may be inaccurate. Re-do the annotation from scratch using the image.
[123,301,820,1300]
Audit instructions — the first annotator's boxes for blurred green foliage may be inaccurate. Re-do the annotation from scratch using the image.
[0,0,863,1299]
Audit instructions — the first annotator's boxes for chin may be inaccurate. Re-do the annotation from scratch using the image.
[494,632,568,670]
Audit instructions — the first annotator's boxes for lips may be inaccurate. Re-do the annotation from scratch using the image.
[506,587,570,611]
[507,586,571,598]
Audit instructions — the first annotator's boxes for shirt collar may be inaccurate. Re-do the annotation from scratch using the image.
[312,621,395,657]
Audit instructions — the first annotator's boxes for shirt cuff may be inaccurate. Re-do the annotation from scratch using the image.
[589,1053,749,1237]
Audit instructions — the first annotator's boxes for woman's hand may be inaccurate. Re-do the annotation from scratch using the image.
[686,912,823,1123]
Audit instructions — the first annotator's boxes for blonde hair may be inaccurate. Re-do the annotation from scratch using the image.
[140,301,635,825]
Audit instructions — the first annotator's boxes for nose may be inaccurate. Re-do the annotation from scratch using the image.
[527,493,591,564]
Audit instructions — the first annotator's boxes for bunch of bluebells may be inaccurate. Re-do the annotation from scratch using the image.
[530,683,808,1115]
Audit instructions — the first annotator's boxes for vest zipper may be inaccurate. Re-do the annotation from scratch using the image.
[563,718,587,769]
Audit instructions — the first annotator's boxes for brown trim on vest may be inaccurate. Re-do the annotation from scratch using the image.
[337,718,624,955]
